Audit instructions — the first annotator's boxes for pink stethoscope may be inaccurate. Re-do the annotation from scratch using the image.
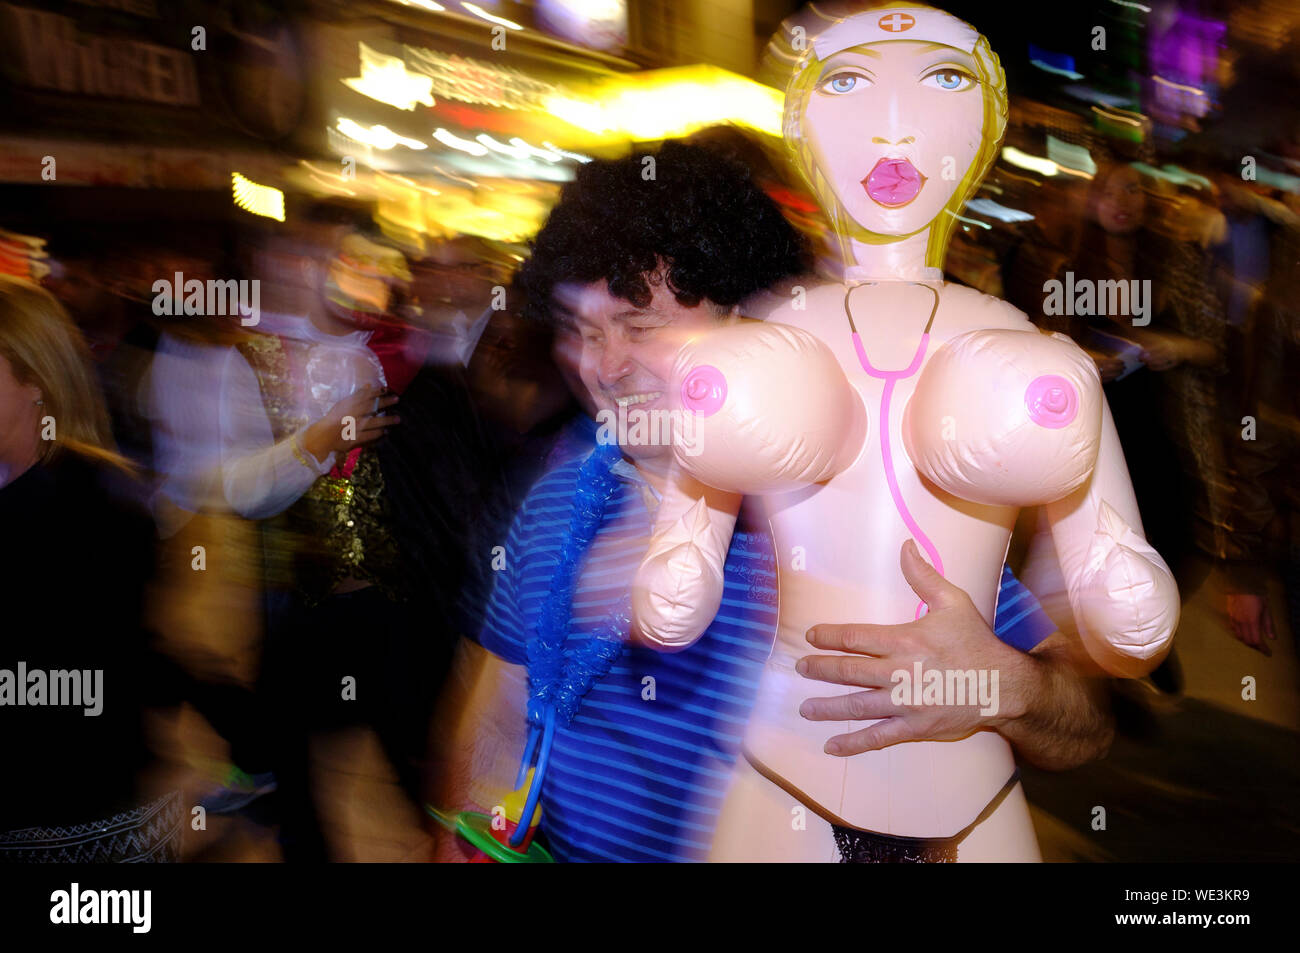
[845,281,943,620]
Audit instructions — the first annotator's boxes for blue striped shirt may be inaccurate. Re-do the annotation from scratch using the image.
[476,442,1054,862]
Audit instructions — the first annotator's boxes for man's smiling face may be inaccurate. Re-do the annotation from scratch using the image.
[553,274,731,462]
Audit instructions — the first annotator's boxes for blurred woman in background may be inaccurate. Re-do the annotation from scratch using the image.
[1065,160,1229,575]
[0,275,181,862]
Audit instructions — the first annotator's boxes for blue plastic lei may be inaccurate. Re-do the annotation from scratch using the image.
[512,438,630,845]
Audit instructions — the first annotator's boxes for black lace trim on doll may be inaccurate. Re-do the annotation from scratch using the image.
[831,824,959,863]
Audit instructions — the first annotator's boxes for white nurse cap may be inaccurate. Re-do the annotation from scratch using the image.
[810,5,979,58]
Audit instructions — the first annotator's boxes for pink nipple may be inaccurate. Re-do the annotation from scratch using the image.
[680,365,727,416]
[1024,375,1078,429]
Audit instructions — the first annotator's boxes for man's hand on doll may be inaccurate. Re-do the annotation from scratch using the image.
[796,539,1034,757]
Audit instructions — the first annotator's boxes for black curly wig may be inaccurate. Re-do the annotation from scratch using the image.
[517,138,808,325]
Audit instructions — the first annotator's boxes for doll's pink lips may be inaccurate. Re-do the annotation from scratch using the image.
[862,158,926,207]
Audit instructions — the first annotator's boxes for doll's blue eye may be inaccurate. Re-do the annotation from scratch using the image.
[822,73,866,94]
[924,69,974,91]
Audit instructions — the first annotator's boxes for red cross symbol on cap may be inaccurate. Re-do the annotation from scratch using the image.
[879,12,916,32]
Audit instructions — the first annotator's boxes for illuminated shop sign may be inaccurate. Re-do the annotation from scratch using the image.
[343,41,566,112]
[403,45,562,109]
[1,2,199,106]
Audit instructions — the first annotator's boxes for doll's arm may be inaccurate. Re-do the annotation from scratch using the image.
[1043,400,1179,677]
[631,464,742,650]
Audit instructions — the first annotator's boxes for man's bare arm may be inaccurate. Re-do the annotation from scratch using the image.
[993,632,1114,770]
[427,636,529,860]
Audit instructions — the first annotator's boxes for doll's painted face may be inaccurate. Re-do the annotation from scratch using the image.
[802,40,986,237]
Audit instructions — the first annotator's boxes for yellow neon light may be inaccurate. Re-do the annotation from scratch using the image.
[1000,147,1058,177]
[232,172,285,221]
[544,66,783,140]
[1091,105,1144,127]
[377,170,442,196]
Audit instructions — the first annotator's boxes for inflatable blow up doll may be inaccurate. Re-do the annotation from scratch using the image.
[630,2,1179,861]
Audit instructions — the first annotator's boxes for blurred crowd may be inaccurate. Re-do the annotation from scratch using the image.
[1,200,582,860]
[981,143,1300,660]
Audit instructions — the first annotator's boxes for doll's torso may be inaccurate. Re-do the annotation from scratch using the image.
[742,279,1037,836]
